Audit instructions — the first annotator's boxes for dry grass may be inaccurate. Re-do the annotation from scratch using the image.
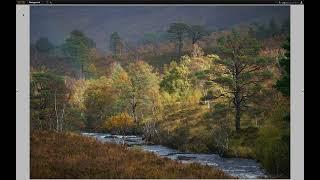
[30,131,234,179]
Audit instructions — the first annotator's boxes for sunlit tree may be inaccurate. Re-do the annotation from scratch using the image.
[214,29,273,132]
[105,112,134,145]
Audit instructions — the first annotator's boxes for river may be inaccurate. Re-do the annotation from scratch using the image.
[82,132,268,179]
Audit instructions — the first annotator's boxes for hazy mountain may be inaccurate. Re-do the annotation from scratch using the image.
[31,6,289,53]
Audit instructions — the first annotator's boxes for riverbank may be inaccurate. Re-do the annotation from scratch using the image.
[82,131,267,178]
[31,131,232,179]
[153,126,289,179]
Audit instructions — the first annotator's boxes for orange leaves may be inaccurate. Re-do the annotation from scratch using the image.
[118,70,130,82]
[105,112,134,133]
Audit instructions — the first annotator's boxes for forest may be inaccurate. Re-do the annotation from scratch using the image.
[30,15,290,178]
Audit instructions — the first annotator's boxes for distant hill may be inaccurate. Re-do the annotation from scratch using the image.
[31,6,289,53]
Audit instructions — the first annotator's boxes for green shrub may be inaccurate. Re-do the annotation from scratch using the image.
[161,127,189,150]
[255,126,290,178]
[223,127,259,158]
[254,104,290,178]
[225,145,254,159]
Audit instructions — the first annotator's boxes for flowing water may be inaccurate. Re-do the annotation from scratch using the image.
[82,132,268,179]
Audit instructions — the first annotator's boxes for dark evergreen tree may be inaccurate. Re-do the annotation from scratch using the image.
[167,23,189,58]
[214,30,272,132]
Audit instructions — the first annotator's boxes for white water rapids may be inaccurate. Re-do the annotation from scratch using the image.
[82,132,268,179]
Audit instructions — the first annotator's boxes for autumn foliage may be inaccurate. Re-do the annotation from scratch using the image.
[30,16,291,178]
[105,112,134,136]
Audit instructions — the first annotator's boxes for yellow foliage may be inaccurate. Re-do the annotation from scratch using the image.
[87,63,97,74]
[69,79,89,110]
[186,89,202,106]
[117,69,130,83]
[105,112,134,133]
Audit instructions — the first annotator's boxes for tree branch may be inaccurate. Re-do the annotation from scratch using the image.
[242,65,262,74]
[240,91,259,103]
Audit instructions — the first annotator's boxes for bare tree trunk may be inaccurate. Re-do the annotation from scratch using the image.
[59,103,66,132]
[234,64,241,133]
[255,118,258,127]
[81,63,85,80]
[131,95,138,123]
[178,40,182,58]
[37,116,42,131]
[54,90,67,133]
[54,90,59,132]
[235,101,241,133]
[48,114,53,131]
[153,43,159,56]
[122,130,126,146]
[192,37,196,44]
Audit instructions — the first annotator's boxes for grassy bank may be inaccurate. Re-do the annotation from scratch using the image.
[30,131,233,179]
[154,105,289,178]
[224,127,259,159]
[156,106,257,158]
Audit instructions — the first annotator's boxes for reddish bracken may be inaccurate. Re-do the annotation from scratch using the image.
[30,131,234,179]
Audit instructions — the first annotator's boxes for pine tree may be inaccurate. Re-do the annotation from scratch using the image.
[214,30,272,132]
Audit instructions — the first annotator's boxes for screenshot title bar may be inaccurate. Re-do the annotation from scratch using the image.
[17,0,304,4]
